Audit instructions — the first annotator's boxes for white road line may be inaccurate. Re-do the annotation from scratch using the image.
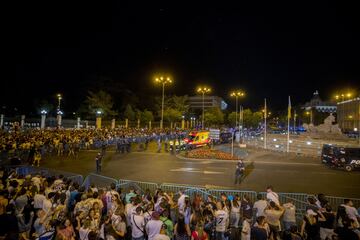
[169,168,224,175]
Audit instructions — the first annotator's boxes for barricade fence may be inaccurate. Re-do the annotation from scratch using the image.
[4,165,360,221]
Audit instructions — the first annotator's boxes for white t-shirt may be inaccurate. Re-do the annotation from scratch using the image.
[34,194,46,209]
[79,227,91,240]
[215,210,228,232]
[177,194,187,214]
[342,204,359,220]
[154,233,170,240]
[266,191,280,206]
[146,220,163,240]
[253,200,268,217]
[241,220,251,240]
[282,203,296,222]
[42,198,52,213]
[131,214,145,238]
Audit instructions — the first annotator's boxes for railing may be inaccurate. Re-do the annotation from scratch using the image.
[6,165,83,185]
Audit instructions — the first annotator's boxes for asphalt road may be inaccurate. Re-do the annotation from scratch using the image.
[41,146,360,198]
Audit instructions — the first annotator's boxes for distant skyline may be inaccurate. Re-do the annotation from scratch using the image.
[9,2,360,114]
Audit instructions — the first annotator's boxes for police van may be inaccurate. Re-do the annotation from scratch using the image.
[321,144,360,172]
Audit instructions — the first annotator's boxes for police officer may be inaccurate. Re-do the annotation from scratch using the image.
[95,153,102,173]
[234,160,245,184]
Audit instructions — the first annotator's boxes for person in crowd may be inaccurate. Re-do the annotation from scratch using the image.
[301,209,325,240]
[253,194,267,218]
[131,206,145,240]
[342,199,360,229]
[146,211,163,240]
[282,200,297,231]
[264,201,284,240]
[154,223,170,240]
[174,214,191,240]
[319,205,336,240]
[251,216,269,240]
[191,221,208,240]
[214,201,228,240]
[241,214,252,240]
[266,186,280,206]
[229,194,241,239]
[160,209,174,239]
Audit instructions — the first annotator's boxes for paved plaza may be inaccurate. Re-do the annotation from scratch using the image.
[41,144,360,198]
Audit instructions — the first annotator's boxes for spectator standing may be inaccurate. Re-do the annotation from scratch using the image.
[131,206,145,240]
[319,205,336,240]
[214,201,228,240]
[253,194,267,218]
[300,209,324,240]
[174,215,191,240]
[282,201,296,231]
[146,211,163,240]
[264,201,284,240]
[251,216,269,240]
[266,186,280,206]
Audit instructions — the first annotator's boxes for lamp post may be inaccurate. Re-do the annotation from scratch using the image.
[197,87,211,129]
[230,91,245,128]
[306,110,313,124]
[335,92,352,130]
[230,90,245,143]
[155,76,172,129]
[57,94,62,110]
[96,110,102,129]
[40,110,47,129]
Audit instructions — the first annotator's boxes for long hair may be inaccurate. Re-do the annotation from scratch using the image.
[195,221,205,239]
[176,215,187,235]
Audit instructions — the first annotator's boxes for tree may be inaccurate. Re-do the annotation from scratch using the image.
[243,109,263,128]
[86,90,117,117]
[170,95,189,113]
[204,107,224,126]
[227,112,237,125]
[163,108,182,123]
[124,104,135,121]
[141,110,154,123]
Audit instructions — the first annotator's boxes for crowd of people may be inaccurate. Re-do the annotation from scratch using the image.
[0,128,187,166]
[0,168,359,240]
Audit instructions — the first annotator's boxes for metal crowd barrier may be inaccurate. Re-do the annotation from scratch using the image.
[82,173,118,189]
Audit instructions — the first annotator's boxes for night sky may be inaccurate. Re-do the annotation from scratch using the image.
[10,2,360,115]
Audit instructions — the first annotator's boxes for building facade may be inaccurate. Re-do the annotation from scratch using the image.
[337,97,360,132]
[302,91,337,125]
[187,96,228,110]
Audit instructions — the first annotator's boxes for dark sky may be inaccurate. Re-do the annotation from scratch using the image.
[10,2,360,115]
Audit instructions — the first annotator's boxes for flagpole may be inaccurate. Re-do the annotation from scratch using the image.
[293,110,296,134]
[264,98,267,149]
[287,96,291,153]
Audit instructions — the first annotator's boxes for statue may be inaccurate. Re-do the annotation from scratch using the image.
[302,113,344,139]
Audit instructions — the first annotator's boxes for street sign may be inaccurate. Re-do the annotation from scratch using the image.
[209,128,220,140]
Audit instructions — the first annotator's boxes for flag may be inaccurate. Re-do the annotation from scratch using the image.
[288,96,291,119]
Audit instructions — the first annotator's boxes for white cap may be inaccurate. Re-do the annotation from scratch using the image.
[306,209,317,216]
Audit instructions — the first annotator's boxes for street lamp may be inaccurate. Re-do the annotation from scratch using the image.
[335,92,353,130]
[155,76,172,129]
[197,86,211,129]
[230,91,245,129]
[56,94,62,110]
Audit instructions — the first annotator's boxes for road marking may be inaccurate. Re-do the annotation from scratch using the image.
[170,168,224,175]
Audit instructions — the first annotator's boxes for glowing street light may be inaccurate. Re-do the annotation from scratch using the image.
[56,93,62,110]
[197,86,211,129]
[155,75,172,129]
[230,90,245,130]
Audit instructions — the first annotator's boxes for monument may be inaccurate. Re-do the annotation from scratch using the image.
[303,113,345,139]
